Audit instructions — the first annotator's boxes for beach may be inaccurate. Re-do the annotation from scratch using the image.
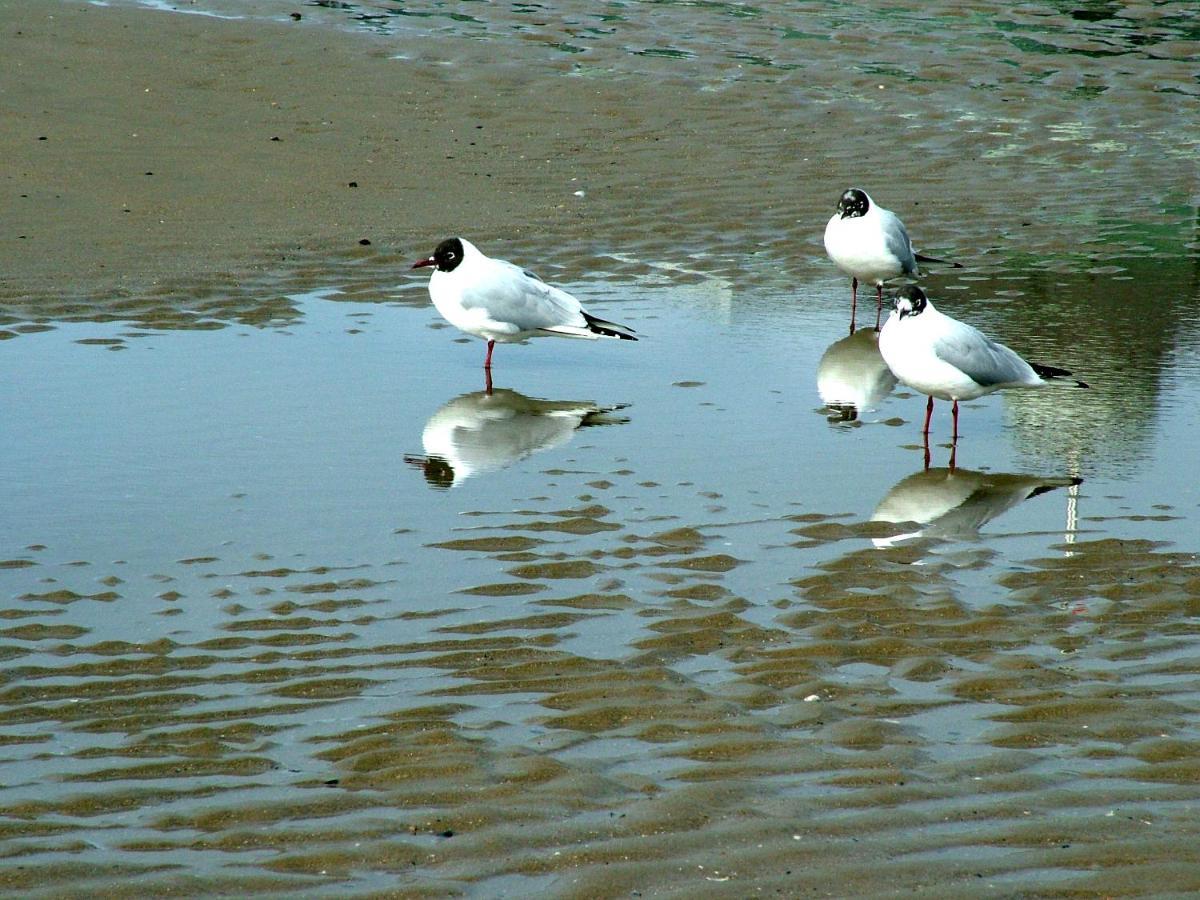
[8,1,1193,313]
[3,1,645,303]
[3,2,1200,896]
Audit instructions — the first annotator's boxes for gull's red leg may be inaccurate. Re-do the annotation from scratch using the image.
[922,395,934,435]
[483,339,495,370]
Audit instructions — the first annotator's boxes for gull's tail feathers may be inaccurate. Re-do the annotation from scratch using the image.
[582,312,638,341]
[915,252,964,269]
[1032,361,1089,389]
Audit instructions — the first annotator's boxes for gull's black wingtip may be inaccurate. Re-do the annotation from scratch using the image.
[1032,362,1089,388]
[915,252,962,269]
[583,312,638,341]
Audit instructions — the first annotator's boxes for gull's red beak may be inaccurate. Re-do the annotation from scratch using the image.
[412,256,436,269]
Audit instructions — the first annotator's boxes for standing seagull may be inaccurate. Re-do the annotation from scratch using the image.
[412,237,637,369]
[823,188,959,331]
[878,286,1087,439]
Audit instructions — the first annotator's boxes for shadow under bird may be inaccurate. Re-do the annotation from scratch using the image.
[878,286,1088,439]
[403,387,630,489]
[823,188,960,331]
[412,237,637,369]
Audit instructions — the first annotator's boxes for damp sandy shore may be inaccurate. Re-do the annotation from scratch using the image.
[6,1,1195,311]
[5,0,815,305]
[2,1,646,302]
[4,4,1200,897]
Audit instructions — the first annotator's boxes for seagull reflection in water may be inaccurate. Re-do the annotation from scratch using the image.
[816,328,898,422]
[404,386,630,490]
[870,466,1081,548]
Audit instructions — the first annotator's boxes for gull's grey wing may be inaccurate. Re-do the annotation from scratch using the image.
[931,324,1035,387]
[458,259,585,330]
[878,208,918,275]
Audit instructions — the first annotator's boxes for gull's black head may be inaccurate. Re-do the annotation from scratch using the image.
[412,237,465,273]
[894,285,928,319]
[836,188,870,219]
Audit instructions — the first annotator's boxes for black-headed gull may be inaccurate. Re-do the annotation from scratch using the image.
[412,237,637,369]
[823,188,959,331]
[878,286,1087,439]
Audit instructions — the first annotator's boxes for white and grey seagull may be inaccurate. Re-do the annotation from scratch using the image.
[878,286,1087,439]
[823,188,960,331]
[412,237,637,369]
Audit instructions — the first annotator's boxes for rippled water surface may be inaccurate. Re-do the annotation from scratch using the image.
[4,1,1200,896]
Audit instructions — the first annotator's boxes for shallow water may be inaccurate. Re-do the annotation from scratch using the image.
[5,0,1200,896]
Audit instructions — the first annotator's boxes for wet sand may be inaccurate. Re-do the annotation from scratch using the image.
[7,1,1195,313]
[6,0,830,307]
[2,1,632,302]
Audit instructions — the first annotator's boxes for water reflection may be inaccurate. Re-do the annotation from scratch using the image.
[945,247,1199,477]
[816,329,897,422]
[870,465,1081,547]
[404,386,630,489]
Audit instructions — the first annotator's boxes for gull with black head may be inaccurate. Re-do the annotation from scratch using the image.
[878,286,1087,440]
[823,188,960,331]
[412,237,637,370]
